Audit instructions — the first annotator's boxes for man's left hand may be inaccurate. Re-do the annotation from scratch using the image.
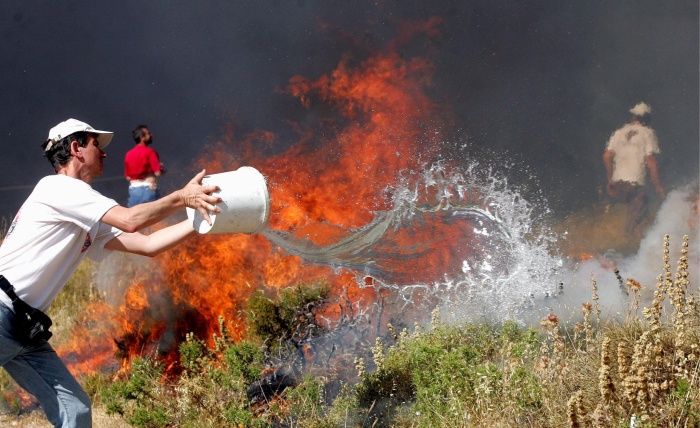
[180,170,221,224]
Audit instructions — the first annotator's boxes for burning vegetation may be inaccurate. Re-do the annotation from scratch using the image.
[1,17,698,428]
[47,18,457,380]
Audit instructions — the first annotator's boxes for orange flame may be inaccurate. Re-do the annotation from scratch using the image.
[57,18,454,375]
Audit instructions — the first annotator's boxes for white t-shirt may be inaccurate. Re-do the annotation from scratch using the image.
[0,175,122,311]
[606,123,660,185]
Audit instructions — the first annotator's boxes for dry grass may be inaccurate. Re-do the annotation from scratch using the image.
[537,235,698,428]
[0,406,129,428]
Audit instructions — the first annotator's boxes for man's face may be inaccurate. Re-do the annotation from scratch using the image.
[84,134,107,176]
[142,128,152,144]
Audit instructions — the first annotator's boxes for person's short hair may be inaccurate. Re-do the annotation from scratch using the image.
[132,125,149,143]
[41,131,90,172]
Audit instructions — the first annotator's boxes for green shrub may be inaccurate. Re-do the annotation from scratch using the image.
[508,366,543,411]
[247,291,284,340]
[81,371,112,403]
[101,357,164,418]
[224,340,264,384]
[247,282,329,349]
[128,405,169,428]
[179,332,206,374]
[350,320,550,427]
[223,407,257,427]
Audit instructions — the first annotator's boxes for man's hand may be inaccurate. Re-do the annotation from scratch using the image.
[655,183,666,200]
[606,181,617,198]
[645,154,665,200]
[180,169,222,225]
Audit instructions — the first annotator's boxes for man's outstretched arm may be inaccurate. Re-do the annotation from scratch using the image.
[104,220,195,257]
[102,169,221,232]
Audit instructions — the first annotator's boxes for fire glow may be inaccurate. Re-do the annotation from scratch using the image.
[56,19,464,377]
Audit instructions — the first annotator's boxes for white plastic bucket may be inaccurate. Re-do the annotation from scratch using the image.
[186,166,270,234]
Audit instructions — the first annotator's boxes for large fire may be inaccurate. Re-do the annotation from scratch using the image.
[56,19,454,377]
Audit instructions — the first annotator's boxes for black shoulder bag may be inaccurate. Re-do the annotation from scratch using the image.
[0,275,53,345]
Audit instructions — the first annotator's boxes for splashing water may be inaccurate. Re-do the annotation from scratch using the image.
[262,161,565,324]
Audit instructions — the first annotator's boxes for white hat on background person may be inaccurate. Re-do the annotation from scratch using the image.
[630,102,652,117]
[45,118,114,152]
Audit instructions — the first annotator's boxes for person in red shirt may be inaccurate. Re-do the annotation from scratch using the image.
[124,125,165,206]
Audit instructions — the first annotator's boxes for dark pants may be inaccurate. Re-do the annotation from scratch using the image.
[610,181,648,237]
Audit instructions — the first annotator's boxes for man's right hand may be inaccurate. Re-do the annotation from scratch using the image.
[180,169,222,225]
[655,184,666,200]
[606,181,617,198]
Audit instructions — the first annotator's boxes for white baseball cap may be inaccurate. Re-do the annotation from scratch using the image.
[629,102,651,117]
[45,118,114,152]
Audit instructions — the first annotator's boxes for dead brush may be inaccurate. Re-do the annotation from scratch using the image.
[563,234,699,427]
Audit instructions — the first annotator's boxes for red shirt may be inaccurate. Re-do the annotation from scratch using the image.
[124,145,162,180]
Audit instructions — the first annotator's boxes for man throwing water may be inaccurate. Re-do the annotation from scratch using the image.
[0,118,220,427]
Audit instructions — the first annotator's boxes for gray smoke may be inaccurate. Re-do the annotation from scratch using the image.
[533,183,700,326]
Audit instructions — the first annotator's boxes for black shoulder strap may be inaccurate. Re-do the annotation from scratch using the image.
[0,275,20,302]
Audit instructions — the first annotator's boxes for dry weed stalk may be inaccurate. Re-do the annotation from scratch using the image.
[581,302,594,349]
[370,337,385,371]
[624,330,652,420]
[212,315,231,352]
[430,307,441,328]
[614,337,635,423]
[539,313,566,380]
[592,279,602,328]
[591,402,611,427]
[598,336,614,404]
[567,390,584,428]
[571,321,585,353]
[671,236,691,340]
[644,235,673,330]
[626,277,642,321]
[354,356,366,377]
[386,323,398,341]
[669,236,700,386]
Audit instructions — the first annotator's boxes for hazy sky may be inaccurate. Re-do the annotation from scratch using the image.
[1,1,697,222]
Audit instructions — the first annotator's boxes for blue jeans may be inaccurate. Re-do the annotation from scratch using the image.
[0,303,91,427]
[127,185,160,207]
